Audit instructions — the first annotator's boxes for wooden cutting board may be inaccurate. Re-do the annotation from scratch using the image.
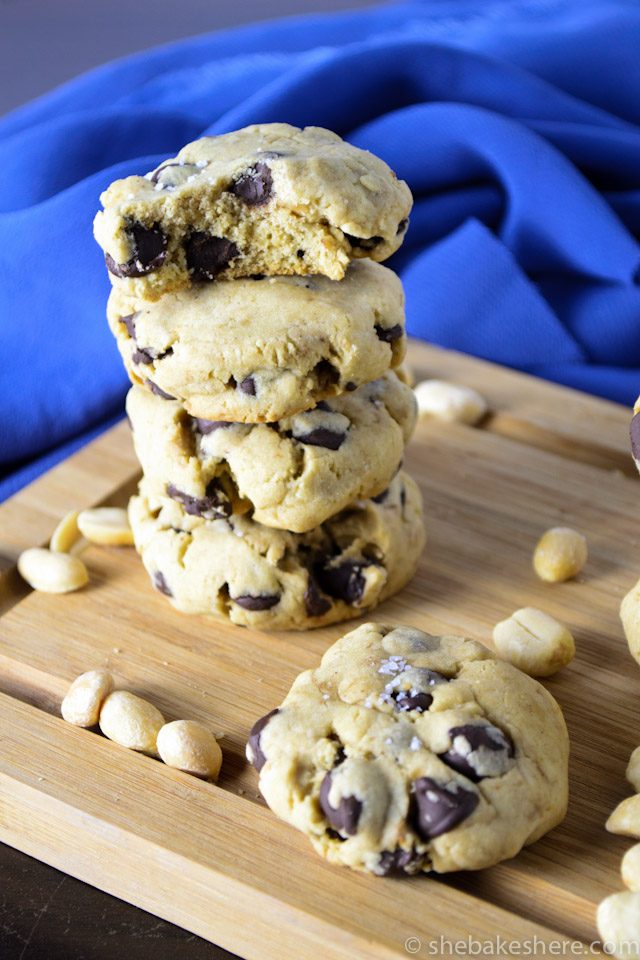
[1,340,638,959]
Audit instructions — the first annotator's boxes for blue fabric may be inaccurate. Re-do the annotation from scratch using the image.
[1,0,640,502]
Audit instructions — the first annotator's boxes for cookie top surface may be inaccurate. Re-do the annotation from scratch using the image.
[248,622,569,873]
[109,260,406,422]
[129,473,425,630]
[94,124,412,297]
[126,372,417,533]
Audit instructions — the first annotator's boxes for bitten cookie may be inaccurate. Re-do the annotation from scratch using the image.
[247,622,569,874]
[126,372,417,533]
[128,473,425,630]
[109,260,406,423]
[94,123,412,300]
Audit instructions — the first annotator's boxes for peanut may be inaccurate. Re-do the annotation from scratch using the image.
[607,795,640,838]
[532,527,587,583]
[77,507,134,546]
[414,379,487,425]
[50,510,85,554]
[621,579,640,667]
[61,670,114,727]
[157,720,223,780]
[597,891,640,959]
[17,547,88,594]
[622,845,640,892]
[492,607,575,676]
[99,691,164,755]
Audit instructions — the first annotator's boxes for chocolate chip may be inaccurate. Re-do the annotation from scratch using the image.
[377,848,424,876]
[230,162,273,205]
[166,480,231,519]
[344,233,383,251]
[374,324,403,343]
[147,380,176,400]
[247,708,279,772]
[304,576,332,617]
[314,561,366,605]
[440,724,514,782]
[392,690,433,713]
[411,777,478,839]
[148,161,182,184]
[193,418,234,435]
[371,488,388,504]
[185,232,239,280]
[396,218,409,235]
[152,571,172,597]
[132,346,155,365]
[232,593,280,611]
[313,360,339,389]
[296,249,305,259]
[345,382,357,392]
[105,223,167,278]
[319,771,362,836]
[294,427,346,450]
[120,314,138,338]
[239,376,256,396]
[631,412,640,462]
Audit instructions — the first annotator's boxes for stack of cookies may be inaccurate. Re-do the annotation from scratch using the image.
[95,124,425,630]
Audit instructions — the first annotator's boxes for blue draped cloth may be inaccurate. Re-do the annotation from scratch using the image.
[1,0,639,501]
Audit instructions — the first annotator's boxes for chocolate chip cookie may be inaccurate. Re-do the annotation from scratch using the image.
[94,123,412,301]
[128,473,425,630]
[247,622,569,873]
[108,260,406,422]
[126,371,416,533]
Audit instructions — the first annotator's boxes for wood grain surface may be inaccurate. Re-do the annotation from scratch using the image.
[0,340,638,958]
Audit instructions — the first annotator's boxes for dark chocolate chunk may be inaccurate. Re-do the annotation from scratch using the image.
[631,412,640,463]
[239,376,256,396]
[132,346,155,365]
[120,314,138,339]
[247,708,279,772]
[152,571,172,597]
[148,162,182,184]
[439,724,514,782]
[392,690,433,713]
[193,418,234,435]
[166,480,231,519]
[296,249,305,259]
[304,576,332,618]
[411,777,478,839]
[396,218,409,235]
[374,323,403,343]
[232,593,280,611]
[185,232,239,280]
[105,223,167,278]
[147,379,176,401]
[319,771,362,836]
[377,848,424,876]
[230,162,273,206]
[344,233,383,251]
[345,381,357,392]
[293,426,346,450]
[314,560,366,605]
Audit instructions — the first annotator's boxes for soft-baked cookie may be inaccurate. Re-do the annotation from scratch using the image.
[126,372,416,533]
[108,260,406,422]
[247,622,568,874]
[128,473,425,630]
[94,123,412,301]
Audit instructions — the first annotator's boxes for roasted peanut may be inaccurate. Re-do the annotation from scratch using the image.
[50,511,84,554]
[621,579,640,667]
[99,691,164,755]
[61,670,114,727]
[597,891,640,958]
[492,607,575,676]
[533,527,587,583]
[414,379,487,425]
[622,844,640,891]
[157,720,223,780]
[17,547,88,594]
[77,507,134,546]
[607,795,640,838]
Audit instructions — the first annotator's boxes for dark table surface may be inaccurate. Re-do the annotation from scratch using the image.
[0,2,374,957]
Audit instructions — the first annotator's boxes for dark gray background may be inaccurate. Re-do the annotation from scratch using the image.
[1,0,376,116]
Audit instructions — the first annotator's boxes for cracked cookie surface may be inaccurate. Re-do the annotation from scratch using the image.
[247,622,568,873]
[128,473,425,630]
[109,259,406,422]
[94,123,412,301]
[126,372,416,533]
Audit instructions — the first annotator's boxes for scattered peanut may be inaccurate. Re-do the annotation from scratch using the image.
[61,670,114,727]
[597,891,640,959]
[414,379,488,425]
[492,607,575,677]
[17,547,88,594]
[77,507,134,546]
[628,749,640,792]
[607,795,640,838]
[99,691,164,755]
[157,720,223,780]
[621,579,640,667]
[622,845,640,891]
[50,510,83,554]
[532,527,587,583]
